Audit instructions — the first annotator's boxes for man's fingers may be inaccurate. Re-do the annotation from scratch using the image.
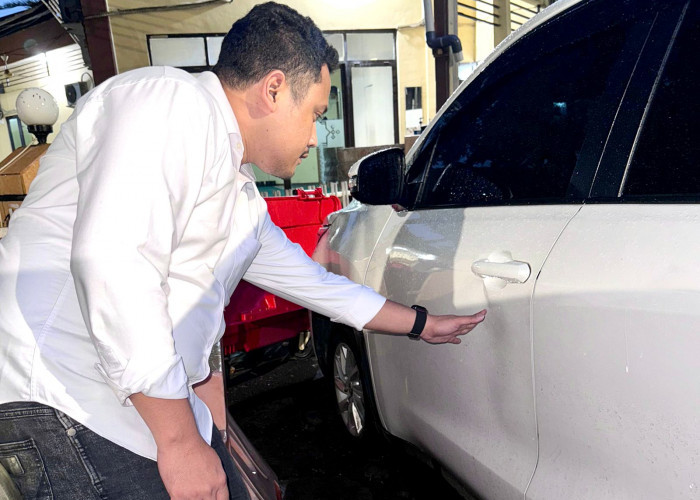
[456,319,482,332]
[422,310,487,344]
[468,309,487,322]
[460,310,487,327]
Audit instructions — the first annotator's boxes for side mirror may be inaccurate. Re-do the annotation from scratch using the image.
[349,147,405,206]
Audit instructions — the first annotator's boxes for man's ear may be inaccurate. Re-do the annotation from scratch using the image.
[262,70,286,111]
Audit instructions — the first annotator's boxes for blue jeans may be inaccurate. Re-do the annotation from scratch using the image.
[0,402,249,499]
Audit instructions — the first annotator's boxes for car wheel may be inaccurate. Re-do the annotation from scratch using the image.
[333,337,367,437]
[330,327,385,441]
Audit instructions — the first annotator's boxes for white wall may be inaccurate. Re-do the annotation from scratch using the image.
[0,45,92,160]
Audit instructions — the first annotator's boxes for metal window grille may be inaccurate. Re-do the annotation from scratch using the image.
[457,0,548,31]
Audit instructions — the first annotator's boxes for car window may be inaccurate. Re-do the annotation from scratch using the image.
[621,2,699,199]
[414,3,654,209]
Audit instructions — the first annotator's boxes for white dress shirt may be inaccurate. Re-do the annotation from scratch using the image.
[0,67,385,460]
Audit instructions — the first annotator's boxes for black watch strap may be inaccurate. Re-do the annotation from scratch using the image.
[409,305,428,340]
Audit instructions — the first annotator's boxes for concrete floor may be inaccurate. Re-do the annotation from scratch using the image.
[227,355,467,500]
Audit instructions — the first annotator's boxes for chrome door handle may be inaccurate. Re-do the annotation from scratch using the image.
[472,251,531,288]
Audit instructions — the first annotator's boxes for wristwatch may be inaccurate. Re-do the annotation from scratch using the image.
[408,305,428,340]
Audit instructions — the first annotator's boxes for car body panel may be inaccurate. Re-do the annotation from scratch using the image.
[359,204,580,499]
[528,204,700,499]
[320,202,394,285]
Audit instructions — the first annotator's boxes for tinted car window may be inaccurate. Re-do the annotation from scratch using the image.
[622,3,699,198]
[415,5,651,209]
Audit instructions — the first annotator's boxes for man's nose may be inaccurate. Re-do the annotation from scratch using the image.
[308,122,318,148]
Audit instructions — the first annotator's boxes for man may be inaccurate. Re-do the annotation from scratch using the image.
[0,2,486,499]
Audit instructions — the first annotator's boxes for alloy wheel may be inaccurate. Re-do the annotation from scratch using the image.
[333,342,365,437]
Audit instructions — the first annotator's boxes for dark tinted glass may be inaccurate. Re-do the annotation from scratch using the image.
[623,4,699,198]
[418,12,638,208]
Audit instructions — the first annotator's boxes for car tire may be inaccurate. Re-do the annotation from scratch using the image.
[330,328,381,439]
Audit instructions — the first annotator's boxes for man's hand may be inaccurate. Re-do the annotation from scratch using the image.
[130,393,228,499]
[420,309,486,344]
[364,300,487,343]
[157,435,228,500]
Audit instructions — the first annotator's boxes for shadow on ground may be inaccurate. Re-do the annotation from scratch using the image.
[227,356,465,500]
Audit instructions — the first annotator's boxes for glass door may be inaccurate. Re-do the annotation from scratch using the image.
[349,64,396,147]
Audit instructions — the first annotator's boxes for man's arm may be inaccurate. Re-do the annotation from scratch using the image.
[193,372,227,431]
[71,77,216,406]
[244,212,486,343]
[69,77,228,495]
[130,394,228,500]
[364,300,486,344]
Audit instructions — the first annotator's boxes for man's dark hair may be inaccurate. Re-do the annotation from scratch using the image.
[213,2,339,101]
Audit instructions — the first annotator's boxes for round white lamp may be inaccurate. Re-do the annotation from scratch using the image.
[16,88,59,144]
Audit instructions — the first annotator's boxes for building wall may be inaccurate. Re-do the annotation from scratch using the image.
[108,0,424,72]
[106,0,476,132]
[0,45,92,160]
[0,1,481,178]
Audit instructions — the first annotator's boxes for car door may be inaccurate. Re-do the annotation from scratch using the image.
[359,2,660,498]
[529,2,700,498]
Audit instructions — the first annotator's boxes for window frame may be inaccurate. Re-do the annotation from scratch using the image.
[403,0,678,212]
[6,115,31,150]
[147,34,224,72]
[611,1,699,204]
[324,30,399,147]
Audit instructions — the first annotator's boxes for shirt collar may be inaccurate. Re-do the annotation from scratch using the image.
[197,71,256,181]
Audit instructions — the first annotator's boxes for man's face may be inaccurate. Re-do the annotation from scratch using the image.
[258,65,331,179]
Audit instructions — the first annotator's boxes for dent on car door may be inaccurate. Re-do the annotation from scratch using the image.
[360,1,654,498]
[529,2,700,499]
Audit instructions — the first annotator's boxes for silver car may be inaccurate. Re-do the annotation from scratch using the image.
[312,0,700,498]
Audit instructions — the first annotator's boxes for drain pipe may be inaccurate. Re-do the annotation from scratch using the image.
[423,0,464,62]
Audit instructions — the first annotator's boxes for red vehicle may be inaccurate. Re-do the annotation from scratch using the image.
[221,188,341,382]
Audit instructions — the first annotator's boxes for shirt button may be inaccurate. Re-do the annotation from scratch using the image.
[66,427,77,437]
[236,143,243,151]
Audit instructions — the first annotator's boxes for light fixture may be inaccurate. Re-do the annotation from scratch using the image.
[1,55,12,86]
[16,88,59,145]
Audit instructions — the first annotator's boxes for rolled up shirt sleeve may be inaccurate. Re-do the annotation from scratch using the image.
[69,72,216,405]
[243,209,386,332]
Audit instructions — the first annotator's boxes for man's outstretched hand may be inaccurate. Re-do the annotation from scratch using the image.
[365,300,487,343]
[420,309,487,344]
